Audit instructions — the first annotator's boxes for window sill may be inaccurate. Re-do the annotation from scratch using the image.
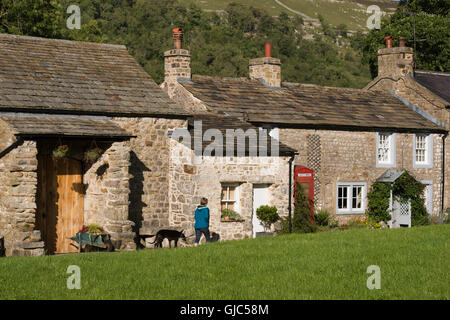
[220,219,245,223]
[413,162,433,169]
[336,211,365,215]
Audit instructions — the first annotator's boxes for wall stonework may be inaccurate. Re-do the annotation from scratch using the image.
[84,141,135,251]
[113,117,187,237]
[249,57,281,88]
[280,129,444,223]
[0,140,43,256]
[366,74,449,211]
[168,141,290,241]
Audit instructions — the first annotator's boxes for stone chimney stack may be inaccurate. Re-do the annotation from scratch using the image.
[164,27,191,82]
[249,43,281,88]
[377,36,414,78]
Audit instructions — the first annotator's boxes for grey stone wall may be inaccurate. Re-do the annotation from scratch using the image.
[0,140,43,256]
[168,141,290,241]
[113,117,187,237]
[84,141,135,251]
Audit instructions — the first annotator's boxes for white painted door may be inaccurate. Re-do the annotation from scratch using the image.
[253,185,269,237]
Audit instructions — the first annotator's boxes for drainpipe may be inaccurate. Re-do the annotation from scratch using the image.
[288,154,295,233]
[442,132,448,217]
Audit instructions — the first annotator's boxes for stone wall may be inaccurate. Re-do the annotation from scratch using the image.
[84,141,135,251]
[366,76,449,211]
[113,117,187,237]
[249,57,281,88]
[168,140,290,241]
[0,139,43,256]
[280,129,444,223]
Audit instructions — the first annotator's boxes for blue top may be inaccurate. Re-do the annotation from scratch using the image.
[194,205,210,229]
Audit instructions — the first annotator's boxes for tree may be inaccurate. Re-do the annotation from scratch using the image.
[361,0,450,77]
[0,0,63,38]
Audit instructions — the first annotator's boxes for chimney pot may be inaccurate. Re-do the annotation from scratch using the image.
[399,36,406,48]
[265,43,271,58]
[173,27,184,49]
[384,35,392,48]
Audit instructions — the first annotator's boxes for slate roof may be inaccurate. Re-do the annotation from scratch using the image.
[0,113,132,138]
[184,114,296,156]
[0,33,189,117]
[180,75,446,133]
[414,70,450,104]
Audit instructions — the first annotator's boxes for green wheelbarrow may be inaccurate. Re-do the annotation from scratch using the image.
[70,232,114,253]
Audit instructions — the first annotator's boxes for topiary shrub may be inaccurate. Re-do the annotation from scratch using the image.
[256,205,279,232]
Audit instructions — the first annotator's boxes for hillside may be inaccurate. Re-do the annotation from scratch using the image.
[183,0,399,31]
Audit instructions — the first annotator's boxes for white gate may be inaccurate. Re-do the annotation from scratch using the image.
[390,199,411,228]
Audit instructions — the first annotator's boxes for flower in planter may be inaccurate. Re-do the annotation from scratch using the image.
[221,208,242,221]
[79,223,105,234]
[52,145,69,159]
[84,147,103,164]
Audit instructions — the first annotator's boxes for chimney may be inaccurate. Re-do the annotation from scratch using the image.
[377,36,414,78]
[164,27,191,82]
[249,43,281,88]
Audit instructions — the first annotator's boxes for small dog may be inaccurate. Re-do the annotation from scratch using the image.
[149,229,186,248]
[0,237,5,257]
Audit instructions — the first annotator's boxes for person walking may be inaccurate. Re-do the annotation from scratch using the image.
[194,198,211,246]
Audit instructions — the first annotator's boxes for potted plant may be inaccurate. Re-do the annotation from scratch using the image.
[84,147,103,163]
[221,208,243,222]
[256,205,279,235]
[52,144,69,159]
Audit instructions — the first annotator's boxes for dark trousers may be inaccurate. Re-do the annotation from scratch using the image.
[195,228,211,244]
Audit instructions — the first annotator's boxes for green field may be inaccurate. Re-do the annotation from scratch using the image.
[0,224,448,299]
[183,0,398,30]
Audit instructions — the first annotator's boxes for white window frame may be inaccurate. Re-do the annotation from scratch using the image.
[221,183,240,212]
[336,182,367,214]
[376,132,396,168]
[413,134,433,168]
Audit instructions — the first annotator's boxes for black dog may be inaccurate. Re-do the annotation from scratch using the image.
[0,237,5,257]
[210,232,220,242]
[149,229,186,248]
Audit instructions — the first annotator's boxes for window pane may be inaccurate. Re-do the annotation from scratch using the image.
[228,202,235,211]
[352,186,362,209]
[337,186,348,209]
[221,187,227,201]
[378,133,391,163]
[415,135,427,163]
[228,187,235,201]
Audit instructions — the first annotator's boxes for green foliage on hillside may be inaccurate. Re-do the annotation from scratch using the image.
[360,0,450,77]
[0,0,372,88]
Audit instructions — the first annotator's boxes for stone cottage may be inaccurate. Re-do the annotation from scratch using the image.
[364,36,449,213]
[161,29,447,229]
[0,33,191,256]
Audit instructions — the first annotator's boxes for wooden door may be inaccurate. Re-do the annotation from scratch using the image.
[37,155,84,254]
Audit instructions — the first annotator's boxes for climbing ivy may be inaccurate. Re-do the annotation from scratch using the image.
[367,170,430,226]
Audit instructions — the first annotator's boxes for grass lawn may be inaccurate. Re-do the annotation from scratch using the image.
[0,224,448,299]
